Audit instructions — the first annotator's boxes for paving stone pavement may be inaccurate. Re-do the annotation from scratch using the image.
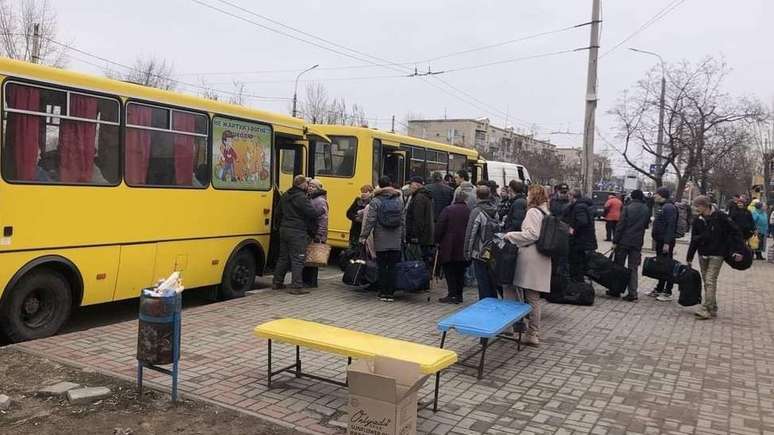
[12,237,774,434]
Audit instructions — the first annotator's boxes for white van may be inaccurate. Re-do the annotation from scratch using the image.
[484,161,532,194]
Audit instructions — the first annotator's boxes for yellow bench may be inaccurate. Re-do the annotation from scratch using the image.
[254,318,457,412]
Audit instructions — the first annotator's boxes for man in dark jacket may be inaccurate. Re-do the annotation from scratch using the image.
[728,199,755,239]
[405,176,435,267]
[504,180,528,231]
[426,172,453,222]
[649,187,678,301]
[435,190,471,303]
[564,189,597,282]
[612,190,650,301]
[272,175,321,294]
[549,183,570,217]
[687,196,745,319]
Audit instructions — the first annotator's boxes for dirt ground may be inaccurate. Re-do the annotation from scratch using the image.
[0,348,295,435]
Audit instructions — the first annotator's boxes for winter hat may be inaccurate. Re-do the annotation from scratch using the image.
[656,187,671,199]
[631,189,644,201]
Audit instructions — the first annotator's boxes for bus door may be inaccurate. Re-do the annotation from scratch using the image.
[268,137,306,269]
[381,149,406,187]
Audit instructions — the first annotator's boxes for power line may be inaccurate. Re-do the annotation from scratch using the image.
[444,47,586,74]
[40,36,292,101]
[600,0,688,58]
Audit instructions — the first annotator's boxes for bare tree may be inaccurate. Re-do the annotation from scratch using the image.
[751,105,773,204]
[228,80,246,106]
[105,56,176,90]
[296,82,369,126]
[198,78,220,101]
[0,0,67,66]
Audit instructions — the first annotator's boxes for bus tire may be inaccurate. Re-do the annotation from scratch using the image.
[219,249,256,300]
[0,270,72,343]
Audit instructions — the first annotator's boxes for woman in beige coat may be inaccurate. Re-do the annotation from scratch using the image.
[503,185,552,346]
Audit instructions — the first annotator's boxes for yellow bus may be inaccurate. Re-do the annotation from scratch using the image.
[303,125,480,248]
[0,58,324,342]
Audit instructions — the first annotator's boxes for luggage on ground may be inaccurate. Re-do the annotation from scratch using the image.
[395,260,430,291]
[677,266,702,306]
[768,241,774,264]
[585,251,630,295]
[492,237,518,285]
[535,209,570,258]
[338,247,360,271]
[343,247,377,286]
[642,256,680,281]
[546,273,595,306]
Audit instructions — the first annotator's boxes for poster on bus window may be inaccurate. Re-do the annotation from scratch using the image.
[212,117,272,190]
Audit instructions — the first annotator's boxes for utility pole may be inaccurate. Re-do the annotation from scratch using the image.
[581,0,601,195]
[30,23,41,64]
[291,64,318,118]
[391,115,395,133]
[630,48,666,181]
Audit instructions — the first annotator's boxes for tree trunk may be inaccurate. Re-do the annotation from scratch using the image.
[764,152,772,204]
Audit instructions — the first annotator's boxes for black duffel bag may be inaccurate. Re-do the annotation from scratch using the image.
[725,246,753,271]
[585,251,630,295]
[492,239,519,286]
[677,266,702,306]
[642,256,681,281]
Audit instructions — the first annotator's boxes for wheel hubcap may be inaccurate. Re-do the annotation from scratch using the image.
[20,289,54,329]
[232,263,252,288]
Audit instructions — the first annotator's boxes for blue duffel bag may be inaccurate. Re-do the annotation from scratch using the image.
[395,260,430,292]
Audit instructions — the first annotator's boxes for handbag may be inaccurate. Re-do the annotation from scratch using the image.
[304,242,331,267]
[492,238,518,286]
[748,234,760,251]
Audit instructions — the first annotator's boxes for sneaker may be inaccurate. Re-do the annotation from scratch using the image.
[645,289,661,297]
[287,288,310,295]
[656,294,673,302]
[523,334,540,347]
[272,283,286,290]
[438,296,461,304]
[622,294,638,302]
[694,307,712,320]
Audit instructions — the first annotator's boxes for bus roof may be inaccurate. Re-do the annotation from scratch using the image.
[311,124,479,159]
[0,57,306,135]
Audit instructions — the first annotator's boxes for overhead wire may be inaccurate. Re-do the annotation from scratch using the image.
[600,0,688,58]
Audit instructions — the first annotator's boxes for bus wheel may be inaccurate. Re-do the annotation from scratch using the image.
[0,270,72,343]
[220,250,256,300]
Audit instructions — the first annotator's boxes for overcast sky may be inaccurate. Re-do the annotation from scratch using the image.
[56,0,772,172]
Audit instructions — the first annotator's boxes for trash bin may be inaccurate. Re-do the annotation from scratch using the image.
[137,290,182,365]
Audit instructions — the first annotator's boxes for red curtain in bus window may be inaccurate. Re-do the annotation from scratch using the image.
[125,105,152,185]
[59,94,98,182]
[5,84,41,181]
[172,111,195,186]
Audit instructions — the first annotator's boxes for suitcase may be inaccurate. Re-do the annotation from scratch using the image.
[677,266,702,307]
[395,260,430,292]
[585,251,629,295]
[642,256,680,281]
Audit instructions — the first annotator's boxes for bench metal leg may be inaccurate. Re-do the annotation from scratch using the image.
[439,331,447,349]
[295,346,301,378]
[518,331,522,351]
[267,339,272,389]
[433,371,441,412]
[478,338,488,380]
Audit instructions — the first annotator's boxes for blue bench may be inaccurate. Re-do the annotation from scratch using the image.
[437,297,532,379]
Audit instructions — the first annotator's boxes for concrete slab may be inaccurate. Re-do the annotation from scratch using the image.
[37,381,81,396]
[66,387,111,404]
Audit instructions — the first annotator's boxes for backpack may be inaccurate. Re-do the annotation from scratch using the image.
[675,202,690,238]
[535,209,569,258]
[477,208,501,262]
[377,196,402,228]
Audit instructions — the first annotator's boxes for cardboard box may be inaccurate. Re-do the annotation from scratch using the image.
[347,357,430,435]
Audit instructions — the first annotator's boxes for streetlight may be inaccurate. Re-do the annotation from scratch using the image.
[292,64,319,118]
[629,48,666,178]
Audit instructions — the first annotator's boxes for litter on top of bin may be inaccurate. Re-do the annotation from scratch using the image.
[143,272,185,297]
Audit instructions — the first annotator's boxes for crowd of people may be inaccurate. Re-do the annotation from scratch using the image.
[272,170,772,346]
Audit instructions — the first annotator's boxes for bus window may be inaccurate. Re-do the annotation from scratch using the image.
[517,166,526,183]
[427,150,448,177]
[210,116,272,190]
[312,136,356,177]
[2,82,120,185]
[280,149,295,174]
[125,103,209,188]
[372,138,381,186]
[449,153,466,174]
[407,146,426,179]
